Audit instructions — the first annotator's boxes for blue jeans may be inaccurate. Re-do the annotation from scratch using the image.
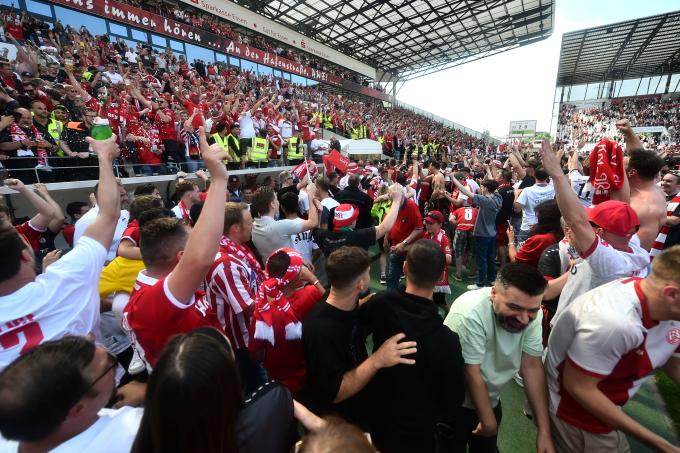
[387,252,406,289]
[184,160,203,173]
[475,236,496,286]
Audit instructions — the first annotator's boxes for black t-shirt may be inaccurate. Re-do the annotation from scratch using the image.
[312,227,376,256]
[495,185,515,225]
[665,200,680,249]
[537,243,561,320]
[301,299,367,424]
[518,174,536,189]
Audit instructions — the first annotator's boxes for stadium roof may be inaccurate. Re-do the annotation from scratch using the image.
[236,0,555,80]
[556,10,680,87]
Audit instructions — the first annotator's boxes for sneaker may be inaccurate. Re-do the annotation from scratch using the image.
[513,371,524,388]
[127,348,146,375]
[380,275,387,285]
[466,284,482,291]
[452,274,463,282]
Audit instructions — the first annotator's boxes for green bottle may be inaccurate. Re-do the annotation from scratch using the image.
[90,117,113,140]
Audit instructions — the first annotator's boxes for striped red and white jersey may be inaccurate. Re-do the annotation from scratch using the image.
[205,240,263,350]
[650,194,680,259]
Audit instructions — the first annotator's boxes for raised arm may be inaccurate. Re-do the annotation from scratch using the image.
[540,140,595,255]
[375,184,404,240]
[3,179,56,231]
[299,182,320,231]
[451,176,475,199]
[33,184,65,234]
[616,118,644,154]
[81,135,122,249]
[167,128,229,304]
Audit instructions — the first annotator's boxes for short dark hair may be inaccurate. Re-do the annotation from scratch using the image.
[0,337,96,442]
[316,176,331,193]
[326,247,370,291]
[65,201,88,219]
[133,183,158,196]
[534,169,549,181]
[0,223,27,282]
[495,263,547,296]
[140,217,188,268]
[499,169,512,183]
[137,207,174,227]
[628,148,664,181]
[327,171,339,182]
[279,192,298,215]
[250,187,275,218]
[480,179,499,193]
[406,240,445,288]
[129,195,163,221]
[267,250,291,278]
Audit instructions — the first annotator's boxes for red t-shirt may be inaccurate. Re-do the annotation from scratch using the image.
[119,220,139,248]
[389,199,422,250]
[154,108,177,141]
[15,221,44,252]
[123,272,223,368]
[248,285,321,395]
[515,232,557,267]
[452,207,478,232]
[62,224,75,248]
[183,101,207,128]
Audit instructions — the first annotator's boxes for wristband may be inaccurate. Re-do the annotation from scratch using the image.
[311,279,320,286]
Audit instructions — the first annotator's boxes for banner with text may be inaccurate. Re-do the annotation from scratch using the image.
[179,0,376,79]
[52,0,345,86]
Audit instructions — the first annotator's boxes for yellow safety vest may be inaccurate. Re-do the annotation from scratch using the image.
[351,128,359,140]
[422,144,429,155]
[361,125,368,139]
[288,136,303,160]
[48,119,63,143]
[250,137,269,162]
[378,136,384,144]
[323,114,333,129]
[211,133,233,164]
[226,133,240,162]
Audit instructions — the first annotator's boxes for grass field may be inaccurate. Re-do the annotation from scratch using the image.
[365,253,680,451]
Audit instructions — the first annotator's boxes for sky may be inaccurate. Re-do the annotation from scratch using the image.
[395,0,679,139]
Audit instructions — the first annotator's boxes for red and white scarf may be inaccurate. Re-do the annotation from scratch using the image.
[10,122,47,165]
[177,200,191,223]
[252,248,303,346]
[650,194,680,259]
[219,236,264,283]
[589,139,624,205]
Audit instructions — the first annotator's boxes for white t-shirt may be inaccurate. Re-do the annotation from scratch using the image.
[239,112,256,139]
[74,207,129,261]
[252,216,303,260]
[291,230,318,263]
[298,190,310,216]
[277,119,293,139]
[554,234,649,321]
[0,406,142,452]
[545,277,680,434]
[516,183,555,231]
[124,50,138,63]
[0,236,107,370]
[310,139,328,155]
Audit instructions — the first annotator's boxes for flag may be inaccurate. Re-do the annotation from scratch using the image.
[292,159,318,182]
[324,150,350,173]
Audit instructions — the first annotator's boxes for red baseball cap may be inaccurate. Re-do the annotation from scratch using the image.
[424,210,444,224]
[334,204,360,230]
[587,200,639,237]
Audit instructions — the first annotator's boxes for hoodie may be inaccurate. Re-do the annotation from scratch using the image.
[360,288,465,453]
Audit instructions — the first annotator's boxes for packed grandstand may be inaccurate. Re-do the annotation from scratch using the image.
[0,1,680,453]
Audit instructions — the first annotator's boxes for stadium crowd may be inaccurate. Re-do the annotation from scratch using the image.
[557,95,680,146]
[0,7,680,453]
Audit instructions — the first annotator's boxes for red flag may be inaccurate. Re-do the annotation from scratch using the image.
[292,159,318,182]
[326,150,349,173]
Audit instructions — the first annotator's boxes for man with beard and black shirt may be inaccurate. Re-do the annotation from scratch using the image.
[302,247,417,427]
[58,107,99,181]
[360,240,465,453]
[444,263,554,453]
